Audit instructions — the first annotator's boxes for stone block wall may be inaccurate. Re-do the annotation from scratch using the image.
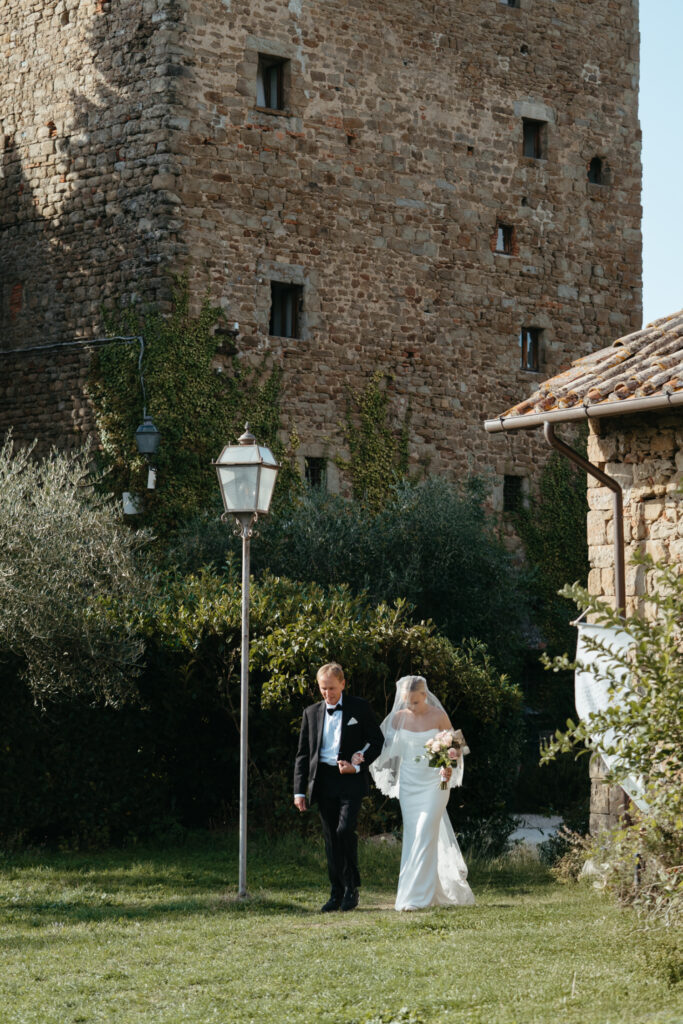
[0,0,184,348]
[589,753,630,835]
[175,0,642,485]
[1,0,642,487]
[586,408,682,832]
[586,410,683,614]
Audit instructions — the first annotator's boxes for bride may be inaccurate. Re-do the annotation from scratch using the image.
[369,675,475,911]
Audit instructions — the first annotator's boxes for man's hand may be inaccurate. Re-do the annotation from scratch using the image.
[337,759,357,775]
[351,751,365,766]
[294,796,308,812]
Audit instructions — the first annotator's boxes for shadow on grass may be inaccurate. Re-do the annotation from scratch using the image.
[0,893,315,930]
[0,831,554,930]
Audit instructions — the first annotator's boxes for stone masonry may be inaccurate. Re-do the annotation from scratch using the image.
[586,410,683,615]
[586,409,682,831]
[1,0,642,491]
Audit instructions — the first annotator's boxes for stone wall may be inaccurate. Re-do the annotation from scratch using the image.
[585,408,682,832]
[586,410,683,614]
[0,347,95,451]
[0,0,183,347]
[1,0,642,488]
[589,753,630,835]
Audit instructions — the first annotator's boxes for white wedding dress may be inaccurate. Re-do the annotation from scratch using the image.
[394,729,475,911]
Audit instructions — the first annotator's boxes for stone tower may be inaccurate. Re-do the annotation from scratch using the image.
[1,0,642,495]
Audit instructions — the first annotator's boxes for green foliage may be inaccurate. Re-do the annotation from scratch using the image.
[337,371,411,509]
[512,435,590,813]
[0,436,147,703]
[515,434,589,656]
[89,277,300,539]
[248,476,530,671]
[541,557,683,822]
[589,818,683,927]
[0,551,522,846]
[0,661,177,848]
[141,561,524,831]
[537,801,591,868]
[541,556,683,921]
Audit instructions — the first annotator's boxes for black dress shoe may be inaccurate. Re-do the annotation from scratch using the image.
[321,892,342,912]
[340,887,359,911]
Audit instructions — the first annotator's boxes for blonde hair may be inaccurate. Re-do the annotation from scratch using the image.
[317,662,345,683]
[399,674,427,695]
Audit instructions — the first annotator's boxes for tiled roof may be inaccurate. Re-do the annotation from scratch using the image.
[494,310,683,422]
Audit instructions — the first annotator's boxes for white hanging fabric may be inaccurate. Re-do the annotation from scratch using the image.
[574,622,648,812]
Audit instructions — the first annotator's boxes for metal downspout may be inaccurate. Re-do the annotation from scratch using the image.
[543,421,626,616]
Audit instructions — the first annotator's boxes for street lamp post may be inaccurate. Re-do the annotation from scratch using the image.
[213,424,280,898]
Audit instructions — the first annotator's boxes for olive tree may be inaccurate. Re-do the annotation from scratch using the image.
[0,436,148,704]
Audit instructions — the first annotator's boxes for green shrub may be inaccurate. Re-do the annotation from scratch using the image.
[243,476,530,672]
[0,659,176,847]
[142,562,524,833]
[0,436,148,703]
[1,556,522,847]
[541,557,683,922]
[514,436,589,657]
[512,438,590,813]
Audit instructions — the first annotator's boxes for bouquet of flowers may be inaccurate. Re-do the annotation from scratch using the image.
[417,729,470,789]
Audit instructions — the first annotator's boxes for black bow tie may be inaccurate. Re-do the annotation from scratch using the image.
[326,705,342,715]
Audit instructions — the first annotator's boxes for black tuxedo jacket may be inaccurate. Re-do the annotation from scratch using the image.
[294,694,384,803]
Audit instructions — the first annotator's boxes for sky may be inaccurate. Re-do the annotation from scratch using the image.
[640,4,683,326]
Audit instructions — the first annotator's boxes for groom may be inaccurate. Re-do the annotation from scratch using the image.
[294,662,384,912]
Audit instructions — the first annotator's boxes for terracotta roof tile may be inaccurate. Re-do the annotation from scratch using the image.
[495,310,683,421]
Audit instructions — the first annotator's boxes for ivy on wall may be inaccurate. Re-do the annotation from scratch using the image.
[337,370,411,510]
[89,278,299,538]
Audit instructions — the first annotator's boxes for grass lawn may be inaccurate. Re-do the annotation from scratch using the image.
[1,832,681,1024]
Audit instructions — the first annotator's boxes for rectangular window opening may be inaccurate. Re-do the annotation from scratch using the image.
[257,54,287,111]
[522,118,546,160]
[588,157,604,184]
[520,327,541,371]
[496,223,514,254]
[304,456,327,490]
[500,0,520,6]
[270,281,302,338]
[503,475,524,513]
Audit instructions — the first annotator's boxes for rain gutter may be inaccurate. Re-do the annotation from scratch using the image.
[484,390,683,615]
[484,388,683,434]
[543,422,625,615]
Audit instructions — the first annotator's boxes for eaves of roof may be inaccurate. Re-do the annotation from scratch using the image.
[485,310,683,434]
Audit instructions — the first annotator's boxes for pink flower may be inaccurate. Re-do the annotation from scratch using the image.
[448,747,459,760]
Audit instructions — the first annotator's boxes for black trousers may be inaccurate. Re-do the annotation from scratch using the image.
[314,763,363,893]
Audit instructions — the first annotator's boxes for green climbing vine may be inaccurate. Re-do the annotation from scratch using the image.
[89,277,299,539]
[337,371,411,510]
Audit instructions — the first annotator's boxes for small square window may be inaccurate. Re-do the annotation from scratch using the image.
[304,456,327,490]
[522,118,546,160]
[503,475,524,513]
[257,54,288,111]
[496,223,514,255]
[270,282,302,338]
[520,327,541,371]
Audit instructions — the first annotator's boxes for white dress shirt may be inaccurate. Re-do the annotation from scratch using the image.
[294,698,359,799]
[319,700,344,766]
